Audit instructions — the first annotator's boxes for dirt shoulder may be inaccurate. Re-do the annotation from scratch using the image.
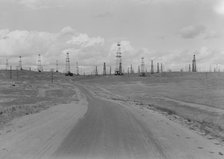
[0,79,78,129]
[0,85,88,159]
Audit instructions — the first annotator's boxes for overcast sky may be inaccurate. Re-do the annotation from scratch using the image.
[0,0,224,73]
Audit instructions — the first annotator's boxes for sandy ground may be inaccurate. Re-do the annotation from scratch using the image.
[0,86,88,159]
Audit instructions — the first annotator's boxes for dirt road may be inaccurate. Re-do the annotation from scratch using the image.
[54,86,224,159]
[0,84,223,159]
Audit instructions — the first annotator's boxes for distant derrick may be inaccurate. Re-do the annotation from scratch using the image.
[5,58,8,70]
[157,63,160,73]
[151,60,154,74]
[65,52,73,76]
[103,62,106,76]
[19,56,22,70]
[109,66,112,75]
[192,54,197,72]
[37,54,43,72]
[95,66,98,76]
[56,60,59,72]
[115,42,123,75]
[189,64,191,72]
[140,57,146,76]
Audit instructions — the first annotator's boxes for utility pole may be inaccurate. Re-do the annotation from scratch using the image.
[151,60,154,74]
[76,62,79,75]
[16,66,19,80]
[10,66,12,80]
[6,58,8,70]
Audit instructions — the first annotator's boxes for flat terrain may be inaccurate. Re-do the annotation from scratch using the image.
[0,71,224,158]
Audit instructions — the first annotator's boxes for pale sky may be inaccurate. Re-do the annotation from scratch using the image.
[0,0,224,73]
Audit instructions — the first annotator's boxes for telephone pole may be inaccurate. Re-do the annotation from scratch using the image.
[76,62,79,75]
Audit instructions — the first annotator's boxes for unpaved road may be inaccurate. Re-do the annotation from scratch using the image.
[54,85,224,159]
[0,84,223,159]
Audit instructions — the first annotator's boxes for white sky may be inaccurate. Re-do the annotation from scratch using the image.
[0,0,224,73]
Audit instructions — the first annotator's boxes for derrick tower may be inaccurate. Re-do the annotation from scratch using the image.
[6,58,8,70]
[115,42,123,75]
[19,56,22,70]
[56,60,59,72]
[37,54,42,72]
[95,66,98,76]
[151,60,154,74]
[103,62,106,76]
[66,52,70,74]
[140,57,146,76]
[192,54,197,72]
[157,63,160,73]
[160,63,163,73]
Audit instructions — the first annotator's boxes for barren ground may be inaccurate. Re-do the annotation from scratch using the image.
[0,71,224,158]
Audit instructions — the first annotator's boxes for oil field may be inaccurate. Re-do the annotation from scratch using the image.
[1,0,224,159]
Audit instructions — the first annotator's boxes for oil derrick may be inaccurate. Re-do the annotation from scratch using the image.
[95,66,98,76]
[109,66,112,75]
[130,64,134,74]
[37,54,43,72]
[157,63,160,73]
[192,54,197,72]
[140,57,146,76]
[160,63,163,73]
[65,52,73,76]
[76,62,79,75]
[56,60,59,72]
[19,56,22,70]
[5,58,8,70]
[115,42,123,75]
[151,60,154,74]
[138,65,140,74]
[103,62,106,75]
